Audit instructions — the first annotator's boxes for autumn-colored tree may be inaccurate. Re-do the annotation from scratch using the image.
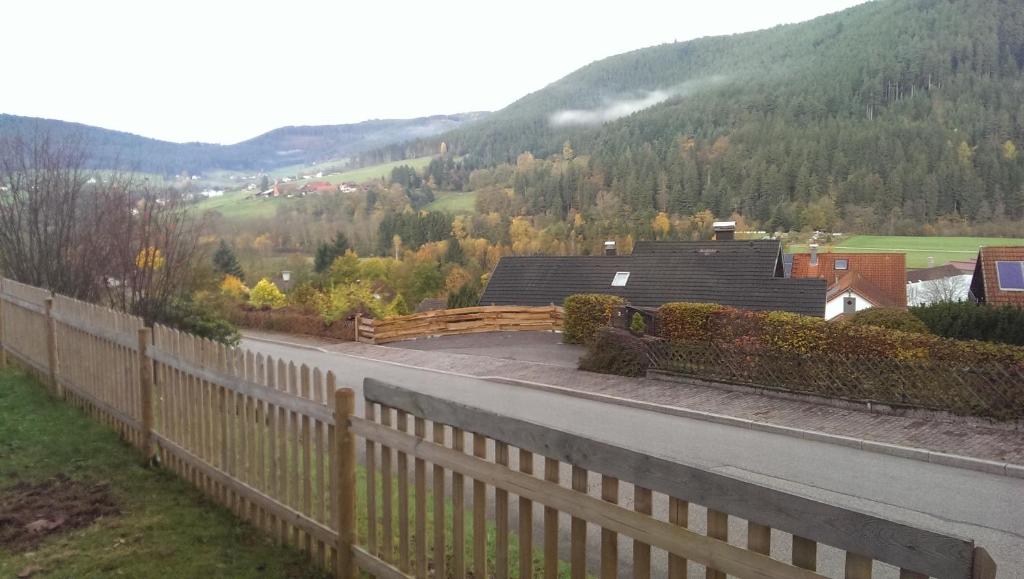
[652,212,671,240]
[220,275,249,300]
[249,278,286,309]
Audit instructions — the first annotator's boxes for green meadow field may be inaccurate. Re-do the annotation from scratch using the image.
[425,190,478,213]
[788,235,1024,268]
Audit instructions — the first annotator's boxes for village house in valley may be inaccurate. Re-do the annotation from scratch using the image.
[969,246,1024,306]
[789,247,906,320]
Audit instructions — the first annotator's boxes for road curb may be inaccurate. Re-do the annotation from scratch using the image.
[242,332,1024,480]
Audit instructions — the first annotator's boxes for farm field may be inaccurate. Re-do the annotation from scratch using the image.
[425,190,478,213]
[787,235,1024,268]
[193,189,296,221]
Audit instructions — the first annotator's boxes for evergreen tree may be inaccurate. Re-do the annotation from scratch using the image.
[443,237,465,265]
[212,240,244,279]
[314,232,350,273]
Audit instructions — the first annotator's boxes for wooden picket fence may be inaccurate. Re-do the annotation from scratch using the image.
[0,277,1000,578]
[357,305,564,344]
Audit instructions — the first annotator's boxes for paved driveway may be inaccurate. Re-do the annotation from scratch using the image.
[387,330,584,368]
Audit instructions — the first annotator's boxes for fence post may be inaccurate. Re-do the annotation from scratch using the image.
[334,387,357,578]
[44,296,61,397]
[354,313,361,343]
[138,327,155,460]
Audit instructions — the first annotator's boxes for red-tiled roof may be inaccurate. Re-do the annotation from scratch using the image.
[971,246,1024,306]
[791,252,906,308]
[827,271,902,307]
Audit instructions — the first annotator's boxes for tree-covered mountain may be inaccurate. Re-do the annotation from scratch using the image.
[422,0,1024,231]
[0,112,487,175]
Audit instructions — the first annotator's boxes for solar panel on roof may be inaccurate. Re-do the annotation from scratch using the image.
[996,261,1024,291]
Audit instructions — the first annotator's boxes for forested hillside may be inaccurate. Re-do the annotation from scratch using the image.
[411,0,1024,232]
[0,112,486,174]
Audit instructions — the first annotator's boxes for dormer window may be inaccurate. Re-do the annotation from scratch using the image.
[835,259,849,270]
[611,272,630,287]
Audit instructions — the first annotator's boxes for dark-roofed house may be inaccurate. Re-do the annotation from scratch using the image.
[480,239,825,317]
[969,246,1024,307]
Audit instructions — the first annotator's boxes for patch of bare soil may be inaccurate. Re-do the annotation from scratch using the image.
[0,474,119,552]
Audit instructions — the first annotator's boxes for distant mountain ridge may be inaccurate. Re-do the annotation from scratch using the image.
[0,112,488,175]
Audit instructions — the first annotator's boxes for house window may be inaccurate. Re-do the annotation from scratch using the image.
[835,259,849,270]
[611,272,630,287]
[996,261,1024,291]
[843,296,857,314]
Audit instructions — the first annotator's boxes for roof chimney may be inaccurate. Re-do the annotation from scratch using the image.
[604,240,617,256]
[713,221,736,241]
[809,244,819,266]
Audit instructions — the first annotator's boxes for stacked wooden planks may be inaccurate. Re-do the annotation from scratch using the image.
[361,305,564,344]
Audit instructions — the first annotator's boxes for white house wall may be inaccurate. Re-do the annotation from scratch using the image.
[825,291,873,320]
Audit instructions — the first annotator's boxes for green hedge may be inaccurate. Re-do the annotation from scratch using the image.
[656,302,1024,366]
[563,294,625,344]
[912,302,1024,346]
[848,307,930,334]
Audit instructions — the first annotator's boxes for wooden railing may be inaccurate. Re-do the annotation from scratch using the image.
[357,305,564,344]
[0,277,1000,578]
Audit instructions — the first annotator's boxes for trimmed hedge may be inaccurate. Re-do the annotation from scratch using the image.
[563,294,626,344]
[848,307,930,334]
[656,302,1024,367]
[229,306,356,341]
[912,302,1024,346]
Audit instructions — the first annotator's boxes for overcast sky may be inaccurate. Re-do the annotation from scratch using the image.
[3,0,867,144]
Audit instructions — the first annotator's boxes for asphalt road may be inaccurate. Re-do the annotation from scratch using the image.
[242,338,1024,578]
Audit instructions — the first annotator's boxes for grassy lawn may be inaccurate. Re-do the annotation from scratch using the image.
[316,157,434,186]
[0,367,327,578]
[787,235,1024,268]
[425,190,478,213]
[194,190,300,222]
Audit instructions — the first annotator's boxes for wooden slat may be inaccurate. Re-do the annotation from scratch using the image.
[363,379,973,578]
[472,433,487,579]
[668,497,688,579]
[633,486,652,579]
[366,403,379,558]
[335,387,357,578]
[570,465,587,579]
[707,509,729,579]
[543,457,559,579]
[749,522,771,555]
[414,416,427,579]
[353,418,826,579]
[452,427,465,579]
[397,410,410,573]
[495,442,510,579]
[844,553,873,579]
[520,449,534,579]
[600,475,618,579]
[382,406,395,563]
[431,423,446,579]
[793,536,818,571]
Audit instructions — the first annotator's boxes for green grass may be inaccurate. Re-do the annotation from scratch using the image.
[787,235,1024,268]
[194,189,299,221]
[315,157,434,186]
[0,367,328,579]
[425,190,478,213]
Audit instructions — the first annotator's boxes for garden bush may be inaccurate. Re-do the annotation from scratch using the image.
[563,294,625,344]
[655,302,1024,367]
[848,307,930,334]
[912,301,1024,346]
[249,278,286,309]
[578,328,652,377]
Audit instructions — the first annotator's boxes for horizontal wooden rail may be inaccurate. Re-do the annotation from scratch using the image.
[0,291,46,314]
[352,416,825,579]
[363,379,975,578]
[149,347,334,424]
[361,305,564,344]
[59,374,143,431]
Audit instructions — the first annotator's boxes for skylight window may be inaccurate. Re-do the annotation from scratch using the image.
[611,272,630,287]
[835,259,849,270]
[996,261,1024,291]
